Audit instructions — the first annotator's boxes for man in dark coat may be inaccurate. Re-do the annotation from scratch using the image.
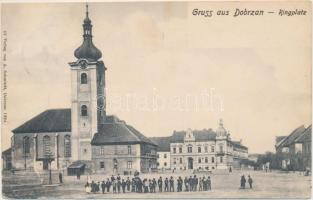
[131,178,136,192]
[248,175,253,189]
[193,175,198,191]
[207,176,211,190]
[203,176,207,191]
[169,176,174,192]
[101,180,106,194]
[91,181,96,193]
[240,175,246,189]
[117,178,122,193]
[96,182,100,193]
[164,177,169,192]
[126,177,131,192]
[122,179,126,193]
[184,176,189,191]
[152,178,157,193]
[59,172,63,184]
[188,176,193,192]
[158,177,163,192]
[106,178,111,193]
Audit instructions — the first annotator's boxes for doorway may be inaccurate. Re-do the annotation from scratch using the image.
[188,157,193,169]
[43,160,49,170]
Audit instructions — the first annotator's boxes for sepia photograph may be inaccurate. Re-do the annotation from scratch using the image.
[1,1,312,199]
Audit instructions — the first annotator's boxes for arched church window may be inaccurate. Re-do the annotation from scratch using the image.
[23,136,30,154]
[81,73,87,84]
[43,135,51,156]
[64,135,71,157]
[81,105,88,116]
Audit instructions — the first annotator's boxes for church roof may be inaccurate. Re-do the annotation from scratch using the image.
[12,109,155,147]
[12,109,71,134]
[91,115,157,146]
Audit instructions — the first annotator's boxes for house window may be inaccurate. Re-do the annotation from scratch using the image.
[23,136,30,154]
[211,157,215,163]
[64,135,71,157]
[219,145,223,152]
[128,145,132,155]
[100,161,104,169]
[198,147,201,153]
[81,105,88,116]
[198,158,201,163]
[211,146,215,152]
[220,156,223,163]
[179,147,182,153]
[173,147,176,154]
[180,158,183,164]
[43,135,51,156]
[205,157,208,163]
[204,146,208,153]
[164,162,167,167]
[188,146,192,153]
[100,146,105,155]
[81,73,87,84]
[164,154,167,158]
[127,161,132,169]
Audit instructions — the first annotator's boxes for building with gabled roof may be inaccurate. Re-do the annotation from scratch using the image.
[275,125,311,171]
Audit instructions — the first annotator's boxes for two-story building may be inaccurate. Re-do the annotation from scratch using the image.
[91,115,157,175]
[151,120,249,171]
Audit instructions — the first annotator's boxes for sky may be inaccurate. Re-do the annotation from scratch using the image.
[1,2,311,153]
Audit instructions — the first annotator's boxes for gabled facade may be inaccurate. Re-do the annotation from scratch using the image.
[275,125,312,171]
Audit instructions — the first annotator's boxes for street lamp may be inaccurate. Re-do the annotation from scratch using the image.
[45,153,54,185]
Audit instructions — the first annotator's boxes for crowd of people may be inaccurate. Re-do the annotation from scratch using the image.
[84,172,254,194]
[84,174,213,194]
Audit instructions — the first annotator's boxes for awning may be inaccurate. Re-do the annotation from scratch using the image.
[68,163,85,169]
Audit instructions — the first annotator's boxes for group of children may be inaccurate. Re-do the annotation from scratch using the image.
[84,174,212,194]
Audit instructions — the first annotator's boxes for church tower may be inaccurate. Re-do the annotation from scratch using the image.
[69,5,106,161]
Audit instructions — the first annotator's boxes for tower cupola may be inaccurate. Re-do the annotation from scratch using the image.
[216,119,227,137]
[74,4,102,62]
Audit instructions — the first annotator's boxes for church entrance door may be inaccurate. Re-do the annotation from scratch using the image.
[43,160,49,170]
[188,157,193,169]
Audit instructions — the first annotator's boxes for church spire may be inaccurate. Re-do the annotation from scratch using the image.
[74,3,102,62]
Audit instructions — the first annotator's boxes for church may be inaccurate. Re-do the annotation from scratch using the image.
[9,5,158,175]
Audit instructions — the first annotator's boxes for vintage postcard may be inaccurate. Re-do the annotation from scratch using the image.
[1,1,312,199]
